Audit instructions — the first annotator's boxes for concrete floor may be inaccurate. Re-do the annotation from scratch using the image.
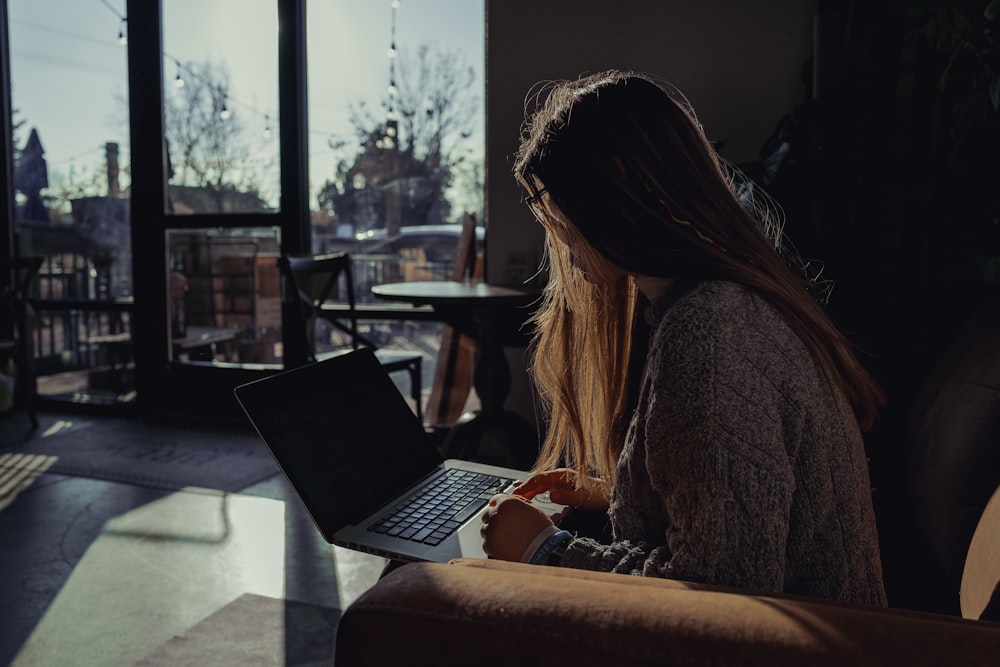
[0,407,389,666]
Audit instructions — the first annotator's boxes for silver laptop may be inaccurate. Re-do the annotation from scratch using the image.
[234,347,558,562]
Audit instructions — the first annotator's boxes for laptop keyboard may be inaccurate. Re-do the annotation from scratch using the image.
[368,469,513,546]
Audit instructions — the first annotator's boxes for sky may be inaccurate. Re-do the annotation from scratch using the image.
[8,0,485,208]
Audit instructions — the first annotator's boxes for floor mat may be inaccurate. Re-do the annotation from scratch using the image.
[4,414,280,492]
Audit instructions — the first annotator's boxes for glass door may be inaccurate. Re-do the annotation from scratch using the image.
[159,0,285,373]
[126,0,307,417]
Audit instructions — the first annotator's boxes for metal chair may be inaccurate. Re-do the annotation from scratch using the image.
[0,256,44,428]
[278,252,424,424]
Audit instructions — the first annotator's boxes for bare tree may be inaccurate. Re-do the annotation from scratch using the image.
[317,45,482,233]
[164,59,272,212]
[394,45,478,175]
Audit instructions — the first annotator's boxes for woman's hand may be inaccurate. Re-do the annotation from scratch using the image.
[513,468,611,510]
[480,494,554,561]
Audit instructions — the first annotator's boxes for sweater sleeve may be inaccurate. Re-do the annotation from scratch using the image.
[559,289,799,591]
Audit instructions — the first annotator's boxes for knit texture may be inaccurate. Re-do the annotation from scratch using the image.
[559,281,887,606]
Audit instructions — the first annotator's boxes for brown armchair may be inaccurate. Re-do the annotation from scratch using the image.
[335,485,1000,666]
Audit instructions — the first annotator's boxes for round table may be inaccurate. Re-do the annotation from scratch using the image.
[371,281,540,469]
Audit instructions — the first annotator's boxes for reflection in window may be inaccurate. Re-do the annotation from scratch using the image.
[166,227,282,366]
[162,0,280,214]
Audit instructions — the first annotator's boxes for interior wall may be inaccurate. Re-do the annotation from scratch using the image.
[484,0,817,422]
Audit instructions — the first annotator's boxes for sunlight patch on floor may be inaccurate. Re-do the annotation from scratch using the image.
[12,490,285,667]
[0,453,57,512]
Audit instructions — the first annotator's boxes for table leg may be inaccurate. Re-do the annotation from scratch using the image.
[442,307,538,469]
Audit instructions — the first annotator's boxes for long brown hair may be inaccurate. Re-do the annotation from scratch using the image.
[514,70,884,482]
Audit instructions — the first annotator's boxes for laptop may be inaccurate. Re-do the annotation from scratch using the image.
[234,347,560,562]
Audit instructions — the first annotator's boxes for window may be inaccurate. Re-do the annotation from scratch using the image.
[9,0,134,402]
[162,0,281,214]
[306,0,485,262]
[5,0,486,413]
[304,0,486,423]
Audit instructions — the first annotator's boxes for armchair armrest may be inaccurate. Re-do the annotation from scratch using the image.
[335,558,1000,666]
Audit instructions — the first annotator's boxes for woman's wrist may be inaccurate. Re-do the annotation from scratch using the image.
[520,525,560,563]
[528,529,574,565]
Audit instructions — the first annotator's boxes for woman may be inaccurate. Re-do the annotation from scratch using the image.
[480,70,887,606]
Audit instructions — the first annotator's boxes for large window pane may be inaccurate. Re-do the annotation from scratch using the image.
[307,0,484,250]
[162,0,280,214]
[10,0,131,297]
[306,0,485,424]
[9,0,134,403]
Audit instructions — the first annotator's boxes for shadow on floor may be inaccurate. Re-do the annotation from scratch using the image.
[0,408,385,666]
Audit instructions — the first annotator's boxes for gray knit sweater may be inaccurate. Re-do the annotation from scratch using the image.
[558,281,888,606]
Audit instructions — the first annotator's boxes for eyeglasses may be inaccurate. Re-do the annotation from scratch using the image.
[521,187,548,222]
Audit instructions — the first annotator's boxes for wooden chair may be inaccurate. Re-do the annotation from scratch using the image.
[0,256,44,428]
[278,252,424,423]
[424,212,482,428]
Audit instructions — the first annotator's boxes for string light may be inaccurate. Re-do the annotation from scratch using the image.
[30,3,373,171]
[99,0,127,45]
[384,0,399,150]
[98,1,387,151]
[215,81,231,119]
[95,0,425,157]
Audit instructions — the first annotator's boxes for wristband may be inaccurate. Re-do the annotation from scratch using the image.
[529,529,573,565]
[520,525,559,563]
[547,532,573,567]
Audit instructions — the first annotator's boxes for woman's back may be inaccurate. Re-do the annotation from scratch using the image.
[562,281,887,605]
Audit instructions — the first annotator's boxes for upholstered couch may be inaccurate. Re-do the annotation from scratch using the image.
[335,486,1000,666]
[335,558,998,666]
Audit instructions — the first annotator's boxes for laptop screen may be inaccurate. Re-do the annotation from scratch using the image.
[235,349,443,538]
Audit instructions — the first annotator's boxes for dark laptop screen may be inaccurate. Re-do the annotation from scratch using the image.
[235,349,442,539]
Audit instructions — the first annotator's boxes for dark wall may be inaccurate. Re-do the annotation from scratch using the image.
[756,1,1000,614]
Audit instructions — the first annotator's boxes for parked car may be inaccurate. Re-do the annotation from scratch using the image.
[322,223,485,303]
[351,224,485,263]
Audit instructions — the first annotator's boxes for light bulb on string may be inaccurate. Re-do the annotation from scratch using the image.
[217,85,231,119]
[118,18,127,45]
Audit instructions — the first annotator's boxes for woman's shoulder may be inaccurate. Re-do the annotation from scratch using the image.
[661,280,767,322]
[655,280,799,351]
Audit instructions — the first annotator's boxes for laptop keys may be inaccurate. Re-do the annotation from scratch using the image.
[368,469,513,544]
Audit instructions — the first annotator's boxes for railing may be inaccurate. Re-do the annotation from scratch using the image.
[29,252,460,403]
[352,253,453,305]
